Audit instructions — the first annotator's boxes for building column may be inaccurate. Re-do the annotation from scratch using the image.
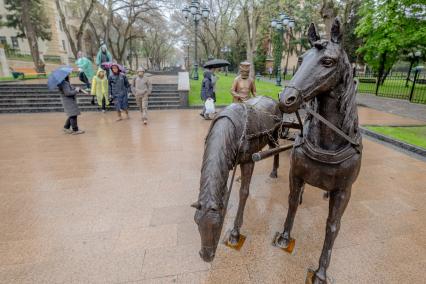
[0,45,11,77]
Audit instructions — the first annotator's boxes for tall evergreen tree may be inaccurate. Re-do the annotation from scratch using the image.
[3,0,51,72]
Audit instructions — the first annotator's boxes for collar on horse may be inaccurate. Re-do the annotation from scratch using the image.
[292,103,362,164]
[285,84,360,149]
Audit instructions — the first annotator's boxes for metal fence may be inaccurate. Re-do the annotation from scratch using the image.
[356,68,426,104]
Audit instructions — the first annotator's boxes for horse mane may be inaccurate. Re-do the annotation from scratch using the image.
[338,52,359,138]
[198,117,240,209]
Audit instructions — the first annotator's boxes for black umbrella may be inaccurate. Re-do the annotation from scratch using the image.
[203,59,230,69]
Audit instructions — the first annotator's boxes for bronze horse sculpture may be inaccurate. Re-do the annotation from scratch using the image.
[276,18,362,283]
[192,96,285,262]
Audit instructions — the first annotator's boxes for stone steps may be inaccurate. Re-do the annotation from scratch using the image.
[0,84,181,113]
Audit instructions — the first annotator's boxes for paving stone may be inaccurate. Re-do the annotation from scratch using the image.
[0,109,425,283]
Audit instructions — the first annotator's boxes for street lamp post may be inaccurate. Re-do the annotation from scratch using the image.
[271,12,295,86]
[221,45,231,76]
[183,40,191,72]
[182,1,210,81]
[406,51,422,87]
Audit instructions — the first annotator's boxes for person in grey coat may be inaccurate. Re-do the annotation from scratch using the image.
[58,76,85,135]
[109,64,131,121]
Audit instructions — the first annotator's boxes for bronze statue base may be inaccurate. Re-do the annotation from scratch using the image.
[272,232,296,254]
[224,230,246,250]
[305,268,333,284]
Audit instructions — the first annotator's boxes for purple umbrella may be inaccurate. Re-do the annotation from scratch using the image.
[101,62,127,73]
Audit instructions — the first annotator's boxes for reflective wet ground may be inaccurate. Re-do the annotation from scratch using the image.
[0,108,425,283]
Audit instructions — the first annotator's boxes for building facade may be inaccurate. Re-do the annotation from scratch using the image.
[0,0,98,65]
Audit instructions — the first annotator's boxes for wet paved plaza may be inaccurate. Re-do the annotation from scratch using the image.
[0,108,425,283]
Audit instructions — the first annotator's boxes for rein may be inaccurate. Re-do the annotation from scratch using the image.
[305,108,359,146]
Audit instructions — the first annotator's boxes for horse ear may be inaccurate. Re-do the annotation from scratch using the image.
[191,201,201,210]
[308,23,320,46]
[330,18,342,44]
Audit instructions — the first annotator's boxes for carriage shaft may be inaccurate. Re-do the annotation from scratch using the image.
[252,143,294,162]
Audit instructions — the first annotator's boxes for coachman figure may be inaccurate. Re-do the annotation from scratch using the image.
[231,62,257,103]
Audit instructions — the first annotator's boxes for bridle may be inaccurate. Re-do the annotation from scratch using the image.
[284,84,360,148]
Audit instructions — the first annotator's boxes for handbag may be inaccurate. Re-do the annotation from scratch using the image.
[204,98,215,119]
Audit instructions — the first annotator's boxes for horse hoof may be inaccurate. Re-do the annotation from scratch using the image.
[305,269,330,284]
[272,232,296,254]
[224,230,246,251]
[269,171,278,178]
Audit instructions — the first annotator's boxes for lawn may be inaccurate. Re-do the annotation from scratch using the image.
[365,126,426,149]
[189,72,284,106]
[188,72,426,106]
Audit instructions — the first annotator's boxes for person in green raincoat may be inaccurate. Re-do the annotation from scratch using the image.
[96,43,112,77]
[91,68,109,112]
[76,51,95,91]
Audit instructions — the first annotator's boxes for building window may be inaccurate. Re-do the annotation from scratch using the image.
[0,37,7,46]
[11,37,19,49]
[62,40,67,51]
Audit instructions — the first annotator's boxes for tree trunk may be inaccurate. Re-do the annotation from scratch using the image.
[88,20,101,47]
[381,68,390,85]
[321,0,337,38]
[377,52,387,86]
[243,4,257,78]
[55,0,78,58]
[105,0,113,45]
[76,0,96,52]
[21,0,45,72]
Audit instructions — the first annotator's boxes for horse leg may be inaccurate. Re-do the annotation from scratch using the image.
[229,162,255,245]
[269,141,279,178]
[312,187,351,284]
[299,184,305,205]
[269,154,279,178]
[274,170,304,249]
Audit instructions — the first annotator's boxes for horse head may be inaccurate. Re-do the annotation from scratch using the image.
[192,198,224,262]
[279,18,349,113]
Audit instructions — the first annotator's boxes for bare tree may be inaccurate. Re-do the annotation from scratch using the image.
[239,0,262,77]
[320,0,338,38]
[105,0,166,64]
[202,0,239,58]
[141,17,178,70]
[55,0,97,58]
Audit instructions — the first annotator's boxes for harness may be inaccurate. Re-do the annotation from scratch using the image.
[286,83,362,164]
[208,99,284,211]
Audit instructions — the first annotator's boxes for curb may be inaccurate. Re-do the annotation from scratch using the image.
[360,127,426,157]
[183,105,227,109]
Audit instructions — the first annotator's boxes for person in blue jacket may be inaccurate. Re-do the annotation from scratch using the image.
[109,63,131,121]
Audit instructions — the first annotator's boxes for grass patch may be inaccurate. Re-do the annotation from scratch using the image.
[189,72,283,106]
[0,76,14,81]
[365,126,426,149]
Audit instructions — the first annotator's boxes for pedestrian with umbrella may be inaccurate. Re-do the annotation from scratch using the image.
[200,69,214,119]
[203,59,230,100]
[48,66,86,135]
